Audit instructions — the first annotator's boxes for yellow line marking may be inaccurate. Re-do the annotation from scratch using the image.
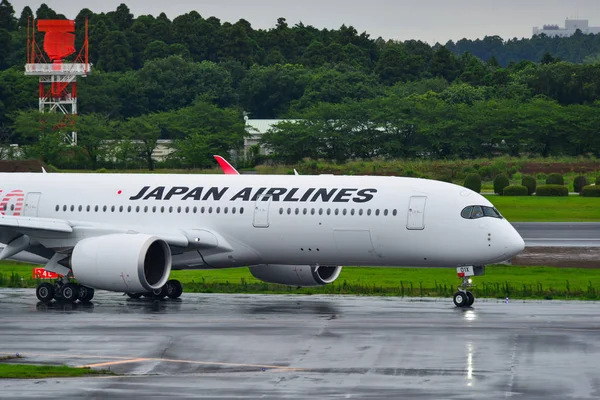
[0,352,303,372]
[81,358,150,368]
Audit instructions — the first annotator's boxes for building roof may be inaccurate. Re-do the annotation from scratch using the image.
[245,119,299,134]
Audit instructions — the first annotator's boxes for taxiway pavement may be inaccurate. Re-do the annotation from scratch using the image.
[512,222,600,247]
[1,290,600,399]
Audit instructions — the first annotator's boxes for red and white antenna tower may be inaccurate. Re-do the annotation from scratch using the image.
[24,18,91,145]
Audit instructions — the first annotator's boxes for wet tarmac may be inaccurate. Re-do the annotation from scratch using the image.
[1,289,600,399]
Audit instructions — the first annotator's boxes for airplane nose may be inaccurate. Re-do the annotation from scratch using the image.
[505,231,525,257]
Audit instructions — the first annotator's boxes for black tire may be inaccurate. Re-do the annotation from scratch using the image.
[152,285,168,299]
[36,282,54,303]
[466,291,475,307]
[453,291,468,307]
[61,283,79,303]
[166,279,183,299]
[78,286,95,303]
[126,292,143,299]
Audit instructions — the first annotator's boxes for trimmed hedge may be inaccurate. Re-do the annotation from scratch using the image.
[521,175,536,195]
[503,185,529,196]
[463,173,481,193]
[493,174,510,195]
[536,184,569,196]
[596,176,600,185]
[573,176,588,193]
[546,173,564,185]
[581,185,600,197]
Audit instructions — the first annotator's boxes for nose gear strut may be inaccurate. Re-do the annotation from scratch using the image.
[453,266,485,308]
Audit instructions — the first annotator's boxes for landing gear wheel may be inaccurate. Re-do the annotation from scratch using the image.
[166,279,183,299]
[466,291,475,307]
[61,283,79,303]
[126,293,143,299]
[78,286,95,303]
[453,291,468,308]
[36,282,54,303]
[152,285,168,299]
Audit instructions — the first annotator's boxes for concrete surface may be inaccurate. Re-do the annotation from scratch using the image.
[512,222,600,247]
[1,290,600,399]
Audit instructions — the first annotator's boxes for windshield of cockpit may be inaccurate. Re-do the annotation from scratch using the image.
[461,205,503,219]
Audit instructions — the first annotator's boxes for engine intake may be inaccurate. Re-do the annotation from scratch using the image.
[71,234,171,292]
[249,264,342,287]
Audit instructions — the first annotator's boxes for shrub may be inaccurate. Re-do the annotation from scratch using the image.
[573,176,588,193]
[493,174,510,195]
[536,173,547,181]
[546,173,564,185]
[512,172,523,181]
[503,185,529,196]
[521,175,537,195]
[463,173,482,193]
[536,184,569,196]
[581,185,600,197]
[596,176,600,185]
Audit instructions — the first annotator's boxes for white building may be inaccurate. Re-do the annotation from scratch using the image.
[533,19,600,37]
[243,118,298,156]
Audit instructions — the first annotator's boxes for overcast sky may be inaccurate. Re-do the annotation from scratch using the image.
[9,0,600,44]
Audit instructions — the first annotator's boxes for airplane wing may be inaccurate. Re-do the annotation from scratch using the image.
[213,155,239,175]
[0,214,235,259]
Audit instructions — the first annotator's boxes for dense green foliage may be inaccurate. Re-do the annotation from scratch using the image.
[581,185,600,197]
[521,175,537,195]
[503,185,528,196]
[546,173,564,185]
[596,176,600,185]
[493,173,510,194]
[573,175,588,193]
[463,173,481,193]
[536,184,569,196]
[2,2,600,168]
[0,364,112,378]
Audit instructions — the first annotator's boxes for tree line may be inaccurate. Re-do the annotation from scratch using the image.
[1,2,600,169]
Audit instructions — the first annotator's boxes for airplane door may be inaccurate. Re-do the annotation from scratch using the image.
[407,196,426,230]
[23,192,41,217]
[253,195,271,228]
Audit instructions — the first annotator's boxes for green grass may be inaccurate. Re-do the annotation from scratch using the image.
[0,364,112,379]
[4,262,600,300]
[484,195,600,222]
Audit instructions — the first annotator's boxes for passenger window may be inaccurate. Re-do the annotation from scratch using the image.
[111,206,115,212]
[186,206,190,213]
[392,209,397,216]
[127,206,131,212]
[367,209,371,216]
[178,206,182,213]
[135,206,140,213]
[384,209,389,216]
[240,207,244,214]
[169,206,173,213]
[208,207,213,214]
[216,207,220,214]
[303,208,307,215]
[120,206,124,212]
[63,205,67,212]
[279,208,283,215]
[232,207,236,214]
[375,209,380,216]
[287,208,291,215]
[201,207,205,214]
[342,209,347,216]
[193,207,197,213]
[55,205,59,211]
[95,205,99,212]
[144,206,148,213]
[295,208,299,215]
[78,205,82,212]
[103,205,107,212]
[359,209,363,216]
[327,208,331,215]
[87,205,90,212]
[70,205,74,212]
[335,209,339,215]
[311,208,315,215]
[350,209,355,216]
[152,206,156,213]
[319,208,323,215]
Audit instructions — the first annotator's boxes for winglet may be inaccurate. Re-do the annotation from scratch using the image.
[41,167,47,174]
[293,169,299,176]
[213,155,239,175]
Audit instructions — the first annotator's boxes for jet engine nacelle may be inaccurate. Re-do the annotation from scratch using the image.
[249,264,342,287]
[71,234,171,293]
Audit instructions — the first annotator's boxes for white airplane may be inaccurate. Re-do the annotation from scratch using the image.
[0,172,524,307]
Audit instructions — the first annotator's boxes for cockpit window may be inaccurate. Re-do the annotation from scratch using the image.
[461,205,503,219]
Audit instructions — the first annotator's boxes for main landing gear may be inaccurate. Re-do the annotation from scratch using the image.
[453,266,485,308]
[36,278,95,304]
[125,279,183,300]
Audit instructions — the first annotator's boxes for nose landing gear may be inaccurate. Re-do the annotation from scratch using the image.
[453,266,484,308]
